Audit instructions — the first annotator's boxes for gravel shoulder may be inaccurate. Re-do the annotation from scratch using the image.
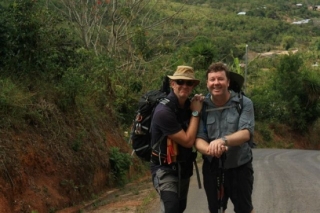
[80,175,159,213]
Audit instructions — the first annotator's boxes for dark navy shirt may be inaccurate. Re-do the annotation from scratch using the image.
[150,92,194,177]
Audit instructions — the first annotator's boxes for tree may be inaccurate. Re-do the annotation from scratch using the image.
[181,36,217,70]
[50,0,110,55]
[50,0,184,60]
[273,53,320,132]
[0,0,82,81]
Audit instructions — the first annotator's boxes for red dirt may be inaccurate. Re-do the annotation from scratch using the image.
[0,124,134,212]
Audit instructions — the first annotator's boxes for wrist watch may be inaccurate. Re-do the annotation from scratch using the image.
[192,111,200,117]
[222,136,228,146]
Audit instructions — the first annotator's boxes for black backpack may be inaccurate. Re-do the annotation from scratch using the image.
[130,77,174,161]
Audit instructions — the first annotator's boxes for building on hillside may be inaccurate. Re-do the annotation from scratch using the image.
[296,3,303,7]
[292,19,311,24]
[237,12,246,15]
[312,5,320,10]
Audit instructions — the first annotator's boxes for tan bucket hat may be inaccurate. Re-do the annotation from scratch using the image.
[167,66,200,86]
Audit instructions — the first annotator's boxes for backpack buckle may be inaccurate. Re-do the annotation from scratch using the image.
[135,123,142,134]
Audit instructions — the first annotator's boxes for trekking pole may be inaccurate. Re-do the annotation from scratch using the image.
[194,159,202,189]
[217,153,226,213]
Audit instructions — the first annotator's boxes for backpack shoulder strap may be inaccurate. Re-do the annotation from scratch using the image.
[159,97,170,105]
[159,97,177,113]
[201,102,208,134]
[235,91,244,114]
[201,93,215,134]
[235,91,256,148]
[152,98,177,144]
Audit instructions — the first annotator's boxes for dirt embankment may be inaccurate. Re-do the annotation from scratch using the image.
[0,120,135,213]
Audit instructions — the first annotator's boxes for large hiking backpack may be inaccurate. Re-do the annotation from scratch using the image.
[130,77,172,161]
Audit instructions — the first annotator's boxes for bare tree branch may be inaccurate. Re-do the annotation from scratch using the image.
[50,0,186,69]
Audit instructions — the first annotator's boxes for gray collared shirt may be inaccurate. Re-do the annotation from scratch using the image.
[196,91,255,169]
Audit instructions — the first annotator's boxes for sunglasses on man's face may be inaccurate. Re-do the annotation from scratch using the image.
[175,80,194,87]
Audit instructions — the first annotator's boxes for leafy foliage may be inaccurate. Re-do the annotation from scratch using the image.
[176,36,218,70]
[1,0,82,82]
[282,36,295,50]
[252,53,320,132]
[109,147,132,186]
[1,0,320,134]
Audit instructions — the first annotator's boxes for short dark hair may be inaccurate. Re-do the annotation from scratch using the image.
[206,62,230,80]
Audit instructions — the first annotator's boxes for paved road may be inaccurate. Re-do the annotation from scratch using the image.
[149,148,320,213]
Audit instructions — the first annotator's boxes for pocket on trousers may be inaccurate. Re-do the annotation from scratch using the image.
[153,168,178,193]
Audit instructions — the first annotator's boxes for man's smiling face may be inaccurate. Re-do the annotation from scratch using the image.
[207,71,230,97]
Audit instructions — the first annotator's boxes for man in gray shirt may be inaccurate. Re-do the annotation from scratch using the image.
[195,62,255,213]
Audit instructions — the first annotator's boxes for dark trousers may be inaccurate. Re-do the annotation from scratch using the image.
[203,159,254,213]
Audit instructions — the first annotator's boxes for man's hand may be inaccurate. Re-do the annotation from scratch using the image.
[206,138,227,157]
[190,94,204,112]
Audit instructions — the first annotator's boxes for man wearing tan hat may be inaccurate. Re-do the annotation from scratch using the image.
[150,65,204,213]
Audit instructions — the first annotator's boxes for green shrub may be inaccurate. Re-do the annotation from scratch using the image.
[109,147,132,186]
[0,78,32,128]
[260,128,272,142]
